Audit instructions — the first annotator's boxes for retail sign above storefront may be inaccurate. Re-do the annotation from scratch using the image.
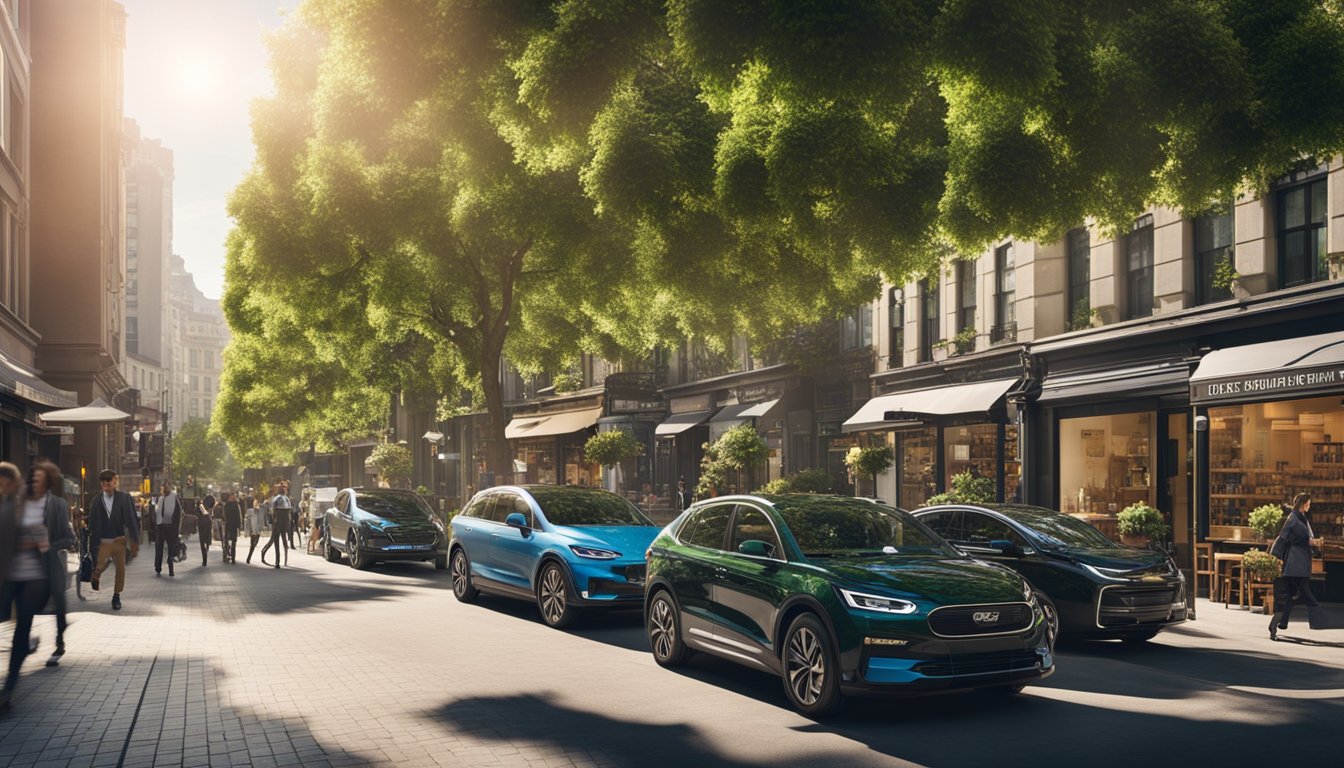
[1190,330,1344,405]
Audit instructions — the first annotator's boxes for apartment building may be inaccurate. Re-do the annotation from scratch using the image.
[167,254,227,431]
[121,117,173,418]
[845,160,1344,600]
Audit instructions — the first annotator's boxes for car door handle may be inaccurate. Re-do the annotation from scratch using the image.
[464,527,472,533]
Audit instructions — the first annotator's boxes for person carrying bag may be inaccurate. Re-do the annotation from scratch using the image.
[1268,492,1325,639]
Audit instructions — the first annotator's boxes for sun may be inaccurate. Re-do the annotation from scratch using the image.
[176,58,220,98]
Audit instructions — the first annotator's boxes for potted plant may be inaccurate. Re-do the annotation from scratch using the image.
[844,446,894,496]
[921,470,996,506]
[1116,502,1169,548]
[1242,548,1282,585]
[583,429,644,491]
[1247,503,1284,542]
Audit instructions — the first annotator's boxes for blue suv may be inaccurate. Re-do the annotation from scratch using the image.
[449,485,661,628]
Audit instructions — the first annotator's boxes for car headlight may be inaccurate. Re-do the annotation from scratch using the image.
[1081,563,1131,582]
[839,588,918,615]
[570,545,620,560]
[431,518,445,532]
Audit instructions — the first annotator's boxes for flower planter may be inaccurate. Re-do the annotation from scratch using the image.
[1120,533,1150,548]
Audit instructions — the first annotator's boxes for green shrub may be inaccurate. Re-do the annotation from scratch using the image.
[919,471,995,507]
[1117,502,1169,540]
[1248,504,1284,539]
[1242,548,1282,582]
[757,468,833,495]
[583,429,644,467]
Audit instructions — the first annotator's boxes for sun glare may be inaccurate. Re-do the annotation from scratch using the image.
[176,58,220,98]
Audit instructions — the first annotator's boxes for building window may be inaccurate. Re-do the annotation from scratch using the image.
[1277,177,1327,288]
[1066,228,1093,330]
[918,277,939,363]
[205,351,215,370]
[993,242,1016,343]
[956,259,976,335]
[126,317,138,354]
[1125,215,1154,320]
[840,305,873,352]
[190,374,199,392]
[189,349,199,368]
[887,287,904,369]
[1195,208,1235,304]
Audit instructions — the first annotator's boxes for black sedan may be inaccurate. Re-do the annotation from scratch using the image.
[323,488,448,570]
[913,504,1188,644]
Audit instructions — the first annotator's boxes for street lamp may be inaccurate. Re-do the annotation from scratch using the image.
[423,431,444,501]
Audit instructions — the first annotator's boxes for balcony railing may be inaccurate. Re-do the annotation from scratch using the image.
[990,322,1018,345]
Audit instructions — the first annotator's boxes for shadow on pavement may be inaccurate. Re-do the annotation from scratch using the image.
[1057,639,1344,692]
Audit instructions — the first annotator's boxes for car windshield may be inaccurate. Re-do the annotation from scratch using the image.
[530,487,653,527]
[996,505,1116,550]
[357,492,433,521]
[767,496,957,557]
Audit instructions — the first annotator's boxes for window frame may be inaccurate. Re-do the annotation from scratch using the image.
[886,287,904,369]
[1194,207,1235,305]
[727,504,787,562]
[993,242,1016,342]
[1276,176,1328,289]
[1124,216,1155,320]
[956,259,976,334]
[676,503,735,551]
[918,277,939,363]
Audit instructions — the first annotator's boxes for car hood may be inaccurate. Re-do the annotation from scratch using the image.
[554,525,660,558]
[1046,545,1170,573]
[358,509,437,534]
[816,556,1025,606]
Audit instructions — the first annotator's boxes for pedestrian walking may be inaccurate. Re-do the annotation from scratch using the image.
[1269,492,1325,639]
[0,460,76,710]
[676,478,692,511]
[260,480,292,569]
[221,492,242,563]
[153,482,183,576]
[244,496,263,563]
[286,488,300,550]
[88,469,139,611]
[197,494,216,567]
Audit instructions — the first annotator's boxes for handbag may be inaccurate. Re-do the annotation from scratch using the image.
[1269,535,1288,560]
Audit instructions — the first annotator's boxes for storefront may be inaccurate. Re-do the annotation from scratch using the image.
[654,395,714,496]
[1031,355,1192,546]
[504,405,603,487]
[1190,329,1344,600]
[844,378,1020,509]
[0,348,79,465]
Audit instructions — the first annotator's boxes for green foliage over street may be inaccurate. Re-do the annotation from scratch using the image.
[698,423,768,497]
[369,443,414,489]
[172,419,233,490]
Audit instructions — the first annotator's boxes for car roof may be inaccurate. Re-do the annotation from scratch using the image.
[914,503,1068,525]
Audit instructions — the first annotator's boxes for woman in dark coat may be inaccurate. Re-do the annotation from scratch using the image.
[196,494,216,567]
[1270,492,1322,639]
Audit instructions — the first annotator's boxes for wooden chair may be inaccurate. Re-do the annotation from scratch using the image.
[1221,561,1244,609]
[1212,552,1243,605]
[1194,542,1216,601]
[1247,582,1275,615]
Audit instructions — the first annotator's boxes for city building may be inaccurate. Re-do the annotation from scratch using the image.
[0,0,80,465]
[168,254,227,430]
[121,118,172,409]
[28,0,129,479]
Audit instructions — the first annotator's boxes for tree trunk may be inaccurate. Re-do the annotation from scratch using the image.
[480,345,513,487]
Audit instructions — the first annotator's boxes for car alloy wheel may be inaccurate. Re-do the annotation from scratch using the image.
[536,563,575,628]
[782,614,842,716]
[451,549,478,603]
[324,528,341,563]
[1038,594,1060,649]
[348,532,368,570]
[647,591,689,667]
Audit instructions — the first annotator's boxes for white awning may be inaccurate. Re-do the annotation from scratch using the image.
[1190,329,1344,404]
[739,399,782,419]
[38,398,131,424]
[842,378,1019,433]
[655,410,713,436]
[504,407,603,440]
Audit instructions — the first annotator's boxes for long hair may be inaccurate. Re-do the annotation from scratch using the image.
[27,460,63,499]
[1291,492,1312,513]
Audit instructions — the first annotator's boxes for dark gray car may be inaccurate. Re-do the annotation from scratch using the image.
[323,488,448,570]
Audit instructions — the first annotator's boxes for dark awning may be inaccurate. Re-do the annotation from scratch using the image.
[843,378,1018,433]
[0,350,78,408]
[1190,329,1344,404]
[654,410,713,437]
[1036,361,1190,406]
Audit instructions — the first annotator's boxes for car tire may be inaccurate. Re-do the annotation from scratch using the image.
[1121,630,1159,645]
[347,531,369,571]
[647,590,690,668]
[324,527,341,563]
[434,554,448,570]
[780,613,843,717]
[1037,592,1060,649]
[536,561,578,629]
[451,549,478,603]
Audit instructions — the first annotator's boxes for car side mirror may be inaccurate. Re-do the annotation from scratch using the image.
[990,539,1024,558]
[737,540,772,558]
[505,512,531,535]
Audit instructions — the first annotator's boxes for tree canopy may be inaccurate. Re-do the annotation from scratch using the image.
[172,419,233,490]
[220,0,1344,471]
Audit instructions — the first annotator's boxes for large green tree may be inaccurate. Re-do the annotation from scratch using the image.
[172,420,232,491]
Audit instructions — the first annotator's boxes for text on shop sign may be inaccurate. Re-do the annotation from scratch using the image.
[1201,368,1343,398]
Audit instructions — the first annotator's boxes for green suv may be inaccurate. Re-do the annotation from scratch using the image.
[645,494,1054,716]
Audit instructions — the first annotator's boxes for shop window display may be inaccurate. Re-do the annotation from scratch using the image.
[1207,396,1344,541]
[900,427,937,508]
[1060,412,1155,539]
[942,423,1019,503]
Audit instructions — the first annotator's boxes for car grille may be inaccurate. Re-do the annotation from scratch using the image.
[385,528,437,546]
[1099,588,1177,627]
[913,650,1042,678]
[927,603,1033,637]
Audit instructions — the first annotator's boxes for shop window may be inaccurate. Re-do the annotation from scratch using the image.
[918,277,938,363]
[886,287,904,369]
[993,242,1016,343]
[1059,412,1155,541]
[1276,177,1327,288]
[956,259,976,334]
[900,427,938,508]
[1125,216,1154,320]
[1067,227,1091,330]
[1195,208,1235,305]
[1207,397,1344,543]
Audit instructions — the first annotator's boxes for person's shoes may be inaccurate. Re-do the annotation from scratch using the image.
[111,594,122,611]
[156,571,161,577]
[45,645,64,668]
[0,687,10,711]
[1269,623,1278,640]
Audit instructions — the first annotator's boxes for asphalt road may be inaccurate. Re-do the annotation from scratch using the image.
[1,542,1340,767]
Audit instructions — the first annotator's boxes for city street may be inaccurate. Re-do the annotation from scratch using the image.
[1,546,1341,768]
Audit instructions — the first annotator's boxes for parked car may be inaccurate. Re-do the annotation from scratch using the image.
[322,488,448,570]
[644,494,1054,716]
[449,485,660,628]
[911,504,1188,644]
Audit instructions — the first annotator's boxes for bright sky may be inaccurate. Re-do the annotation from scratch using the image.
[121,0,298,300]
